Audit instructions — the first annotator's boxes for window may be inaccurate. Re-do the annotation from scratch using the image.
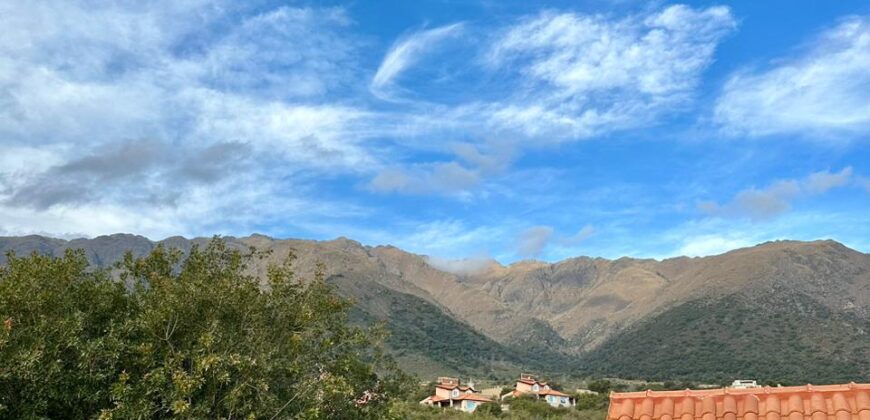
[452,389,459,398]
[561,397,568,404]
[467,401,476,410]
[532,384,540,392]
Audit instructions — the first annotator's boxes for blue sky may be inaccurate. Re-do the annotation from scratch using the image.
[1,0,869,264]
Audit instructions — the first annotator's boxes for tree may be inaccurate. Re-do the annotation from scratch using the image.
[0,249,131,418]
[473,402,502,417]
[586,379,613,394]
[574,393,608,410]
[0,239,412,419]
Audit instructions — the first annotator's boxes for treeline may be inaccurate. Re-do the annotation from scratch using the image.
[580,296,870,384]
[0,239,412,419]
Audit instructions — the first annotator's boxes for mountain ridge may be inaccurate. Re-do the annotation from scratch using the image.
[1,234,867,382]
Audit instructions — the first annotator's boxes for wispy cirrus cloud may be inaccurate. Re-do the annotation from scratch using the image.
[2,0,865,264]
[0,0,384,238]
[370,23,464,100]
[481,4,736,139]
[366,4,736,197]
[715,16,870,137]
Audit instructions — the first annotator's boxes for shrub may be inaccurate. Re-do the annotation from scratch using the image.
[0,239,412,419]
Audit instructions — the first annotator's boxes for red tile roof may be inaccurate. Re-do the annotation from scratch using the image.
[436,384,476,392]
[426,393,493,403]
[540,388,571,398]
[518,379,536,385]
[608,383,870,420]
[455,394,494,402]
[509,388,574,399]
[518,378,549,386]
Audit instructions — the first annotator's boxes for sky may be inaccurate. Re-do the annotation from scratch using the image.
[1,0,869,264]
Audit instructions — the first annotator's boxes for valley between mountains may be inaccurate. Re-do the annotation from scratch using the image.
[1,234,867,383]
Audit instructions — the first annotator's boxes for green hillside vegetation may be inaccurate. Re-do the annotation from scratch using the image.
[390,394,607,420]
[0,239,412,419]
[581,294,870,384]
[331,274,575,379]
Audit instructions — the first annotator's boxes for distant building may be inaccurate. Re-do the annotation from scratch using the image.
[730,379,760,389]
[502,373,576,408]
[607,382,870,420]
[420,377,493,413]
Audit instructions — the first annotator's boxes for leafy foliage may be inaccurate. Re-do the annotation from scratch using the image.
[505,395,596,419]
[0,239,412,419]
[473,402,503,417]
[574,393,608,411]
[585,379,612,394]
[390,398,605,420]
[581,294,870,384]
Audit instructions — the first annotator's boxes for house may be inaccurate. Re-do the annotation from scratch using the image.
[502,373,576,408]
[607,382,870,420]
[730,380,760,389]
[420,377,493,413]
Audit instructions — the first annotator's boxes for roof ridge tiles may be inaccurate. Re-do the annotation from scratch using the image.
[609,383,870,420]
[611,383,870,400]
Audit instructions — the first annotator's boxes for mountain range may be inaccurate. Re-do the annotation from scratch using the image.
[1,234,867,383]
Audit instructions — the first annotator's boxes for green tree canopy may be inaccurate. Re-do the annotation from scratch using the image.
[0,239,411,419]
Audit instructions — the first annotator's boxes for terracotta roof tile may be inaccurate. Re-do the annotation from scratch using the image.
[540,389,572,398]
[455,394,493,402]
[435,384,475,392]
[425,393,493,403]
[609,384,870,420]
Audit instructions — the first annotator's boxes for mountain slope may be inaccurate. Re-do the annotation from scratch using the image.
[330,274,572,378]
[1,234,868,382]
[582,292,870,383]
[467,240,870,351]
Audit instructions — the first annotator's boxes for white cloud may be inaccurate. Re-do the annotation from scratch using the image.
[715,16,870,137]
[677,234,753,257]
[804,166,854,194]
[559,225,596,246]
[699,167,853,220]
[399,220,504,258]
[483,4,735,139]
[424,255,494,276]
[516,226,554,258]
[187,92,376,168]
[369,162,480,195]
[367,142,513,196]
[0,1,384,237]
[371,23,464,99]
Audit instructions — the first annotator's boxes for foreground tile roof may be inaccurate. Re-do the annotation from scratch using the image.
[608,383,870,420]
